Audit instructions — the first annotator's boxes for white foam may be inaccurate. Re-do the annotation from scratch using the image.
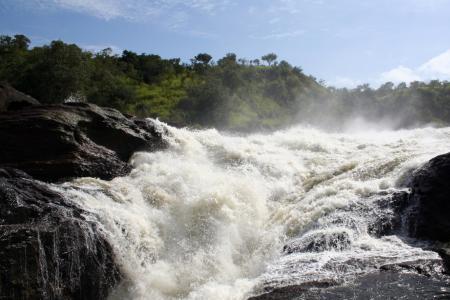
[52,122,450,300]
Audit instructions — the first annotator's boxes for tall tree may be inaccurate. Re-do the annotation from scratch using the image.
[261,53,278,66]
[16,40,91,103]
[193,53,212,65]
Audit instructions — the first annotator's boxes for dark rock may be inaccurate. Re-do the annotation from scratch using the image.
[437,248,450,274]
[283,231,351,254]
[248,280,336,300]
[249,271,450,300]
[249,260,449,300]
[0,102,166,182]
[0,168,121,299]
[405,152,450,242]
[368,191,409,237]
[379,259,445,277]
[0,82,40,112]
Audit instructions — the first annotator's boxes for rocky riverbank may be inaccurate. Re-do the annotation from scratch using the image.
[0,85,166,299]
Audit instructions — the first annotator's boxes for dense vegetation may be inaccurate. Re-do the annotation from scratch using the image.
[1,34,450,131]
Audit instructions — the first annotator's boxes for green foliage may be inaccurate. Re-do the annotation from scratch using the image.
[0,35,31,83]
[261,53,278,66]
[1,34,450,131]
[1,39,91,103]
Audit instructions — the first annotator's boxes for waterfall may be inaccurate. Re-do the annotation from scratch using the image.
[51,121,450,300]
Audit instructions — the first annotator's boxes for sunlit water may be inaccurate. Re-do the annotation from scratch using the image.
[51,121,450,300]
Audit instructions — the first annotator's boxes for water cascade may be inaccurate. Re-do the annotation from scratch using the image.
[51,121,450,299]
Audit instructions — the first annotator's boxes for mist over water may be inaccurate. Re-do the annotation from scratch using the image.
[52,120,450,300]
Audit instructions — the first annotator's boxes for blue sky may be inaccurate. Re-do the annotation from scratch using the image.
[1,0,450,87]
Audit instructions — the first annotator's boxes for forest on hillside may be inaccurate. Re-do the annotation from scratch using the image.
[1,34,450,131]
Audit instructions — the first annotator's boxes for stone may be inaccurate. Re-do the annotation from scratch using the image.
[0,168,121,299]
[0,102,166,182]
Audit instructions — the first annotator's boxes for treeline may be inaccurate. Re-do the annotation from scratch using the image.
[300,82,450,129]
[1,34,450,131]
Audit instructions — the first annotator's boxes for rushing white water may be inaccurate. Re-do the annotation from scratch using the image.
[53,121,450,300]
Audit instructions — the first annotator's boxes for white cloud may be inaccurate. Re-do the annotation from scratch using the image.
[378,49,450,84]
[268,0,323,15]
[268,0,300,14]
[418,49,450,77]
[20,0,231,21]
[379,66,422,84]
[250,30,305,40]
[184,30,218,39]
[330,49,450,88]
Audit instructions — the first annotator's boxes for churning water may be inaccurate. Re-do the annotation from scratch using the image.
[53,121,450,300]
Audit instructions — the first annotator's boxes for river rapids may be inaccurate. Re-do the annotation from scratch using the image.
[52,121,450,299]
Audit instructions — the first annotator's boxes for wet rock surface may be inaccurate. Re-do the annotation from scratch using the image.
[0,82,40,112]
[250,269,450,300]
[0,168,121,299]
[403,152,450,275]
[0,102,166,182]
[283,231,351,254]
[367,191,409,237]
[0,99,167,299]
[405,152,450,242]
[251,152,450,300]
[438,248,450,274]
[248,280,337,300]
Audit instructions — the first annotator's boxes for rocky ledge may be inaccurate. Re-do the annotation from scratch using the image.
[0,101,166,182]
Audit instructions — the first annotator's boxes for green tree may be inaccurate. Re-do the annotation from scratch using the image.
[16,40,91,103]
[261,53,278,66]
[193,53,212,65]
[0,35,31,81]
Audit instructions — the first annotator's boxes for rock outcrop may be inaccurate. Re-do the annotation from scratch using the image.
[0,82,40,112]
[249,263,448,300]
[405,152,450,242]
[0,95,167,298]
[0,168,121,299]
[400,152,450,274]
[0,102,166,182]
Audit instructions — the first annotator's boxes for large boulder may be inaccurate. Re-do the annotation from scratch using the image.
[0,82,40,112]
[0,168,121,299]
[0,102,166,182]
[405,152,450,242]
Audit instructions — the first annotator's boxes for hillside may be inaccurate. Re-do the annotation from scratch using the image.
[1,34,450,131]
